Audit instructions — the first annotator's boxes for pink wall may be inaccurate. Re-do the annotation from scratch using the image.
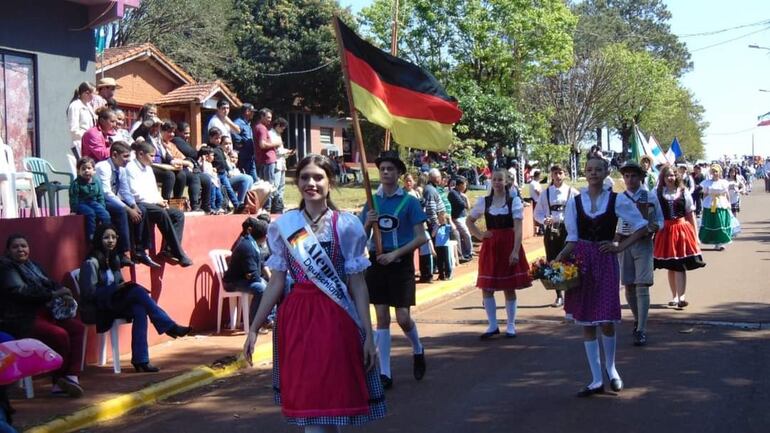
[0,214,246,361]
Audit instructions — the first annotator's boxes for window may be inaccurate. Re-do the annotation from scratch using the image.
[319,127,334,145]
[0,51,37,171]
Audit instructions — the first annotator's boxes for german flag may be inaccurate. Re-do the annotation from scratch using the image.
[336,18,462,152]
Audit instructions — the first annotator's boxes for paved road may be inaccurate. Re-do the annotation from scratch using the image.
[90,185,770,433]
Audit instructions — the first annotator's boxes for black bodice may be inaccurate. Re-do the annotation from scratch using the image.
[483,195,514,229]
[575,192,618,242]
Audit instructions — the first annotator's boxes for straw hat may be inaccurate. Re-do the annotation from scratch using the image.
[96,77,121,89]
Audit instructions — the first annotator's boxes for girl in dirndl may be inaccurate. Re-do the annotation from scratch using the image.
[467,169,531,340]
[653,165,706,310]
[555,157,649,397]
[698,164,733,251]
[243,155,384,432]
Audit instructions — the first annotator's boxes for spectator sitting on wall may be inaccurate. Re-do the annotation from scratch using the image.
[133,116,178,201]
[160,120,205,211]
[171,121,212,213]
[207,128,253,213]
[81,107,116,162]
[69,157,111,241]
[111,108,133,145]
[197,146,225,215]
[127,141,193,267]
[129,103,157,135]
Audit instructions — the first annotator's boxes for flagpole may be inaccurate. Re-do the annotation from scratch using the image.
[382,0,400,151]
[333,15,384,255]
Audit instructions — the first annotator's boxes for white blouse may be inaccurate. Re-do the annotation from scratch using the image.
[469,195,524,220]
[265,210,371,276]
[700,179,731,209]
[564,188,647,242]
[67,99,95,148]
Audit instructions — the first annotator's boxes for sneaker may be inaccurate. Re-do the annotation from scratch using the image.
[413,352,426,380]
[56,377,83,398]
[551,297,564,308]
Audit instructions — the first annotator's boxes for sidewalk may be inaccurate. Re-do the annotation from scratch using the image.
[11,235,546,432]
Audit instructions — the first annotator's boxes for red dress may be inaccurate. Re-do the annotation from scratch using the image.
[475,195,532,291]
[653,189,706,272]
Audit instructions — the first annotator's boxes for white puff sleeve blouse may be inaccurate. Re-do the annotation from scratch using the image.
[265,210,371,275]
[469,195,524,220]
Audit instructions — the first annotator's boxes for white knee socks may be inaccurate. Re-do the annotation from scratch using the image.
[583,339,603,388]
[483,297,498,333]
[404,324,424,354]
[505,299,517,335]
[375,329,391,378]
[602,334,620,380]
[636,286,651,332]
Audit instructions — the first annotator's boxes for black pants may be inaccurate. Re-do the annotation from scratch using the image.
[419,255,433,281]
[152,166,176,200]
[174,169,211,211]
[544,224,568,299]
[137,203,186,258]
[435,246,451,279]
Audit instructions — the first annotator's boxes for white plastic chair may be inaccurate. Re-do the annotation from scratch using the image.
[19,377,34,399]
[209,249,251,334]
[0,141,38,218]
[70,269,126,374]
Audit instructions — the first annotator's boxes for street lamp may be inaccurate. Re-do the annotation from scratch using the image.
[749,44,770,50]
[760,89,770,93]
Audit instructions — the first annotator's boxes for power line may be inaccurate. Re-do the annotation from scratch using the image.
[678,18,770,38]
[255,60,335,77]
[690,25,770,52]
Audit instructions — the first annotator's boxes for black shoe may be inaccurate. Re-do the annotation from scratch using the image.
[413,352,426,380]
[480,328,500,340]
[178,255,193,267]
[576,385,604,397]
[380,374,393,390]
[505,332,517,338]
[551,297,564,308]
[133,252,161,269]
[166,325,192,339]
[418,277,433,284]
[609,377,624,392]
[633,330,647,347]
[132,362,160,373]
[119,255,135,268]
[56,377,84,398]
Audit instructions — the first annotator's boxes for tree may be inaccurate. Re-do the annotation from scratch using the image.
[360,0,577,156]
[225,0,356,115]
[115,0,236,81]
[641,86,707,160]
[572,0,692,76]
[600,44,677,155]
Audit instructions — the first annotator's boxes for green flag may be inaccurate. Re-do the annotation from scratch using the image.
[629,125,644,162]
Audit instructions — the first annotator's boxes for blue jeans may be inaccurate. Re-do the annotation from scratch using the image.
[237,158,259,183]
[230,173,254,205]
[259,163,276,210]
[124,285,176,364]
[224,278,267,323]
[76,201,111,240]
[273,169,286,213]
[211,184,224,210]
[105,200,132,255]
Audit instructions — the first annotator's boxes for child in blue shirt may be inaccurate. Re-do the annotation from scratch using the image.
[432,212,453,280]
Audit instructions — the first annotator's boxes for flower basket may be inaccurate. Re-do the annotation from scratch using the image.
[541,276,580,291]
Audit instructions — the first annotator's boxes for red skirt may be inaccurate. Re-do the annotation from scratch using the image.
[277,282,370,418]
[476,229,532,291]
[653,218,706,271]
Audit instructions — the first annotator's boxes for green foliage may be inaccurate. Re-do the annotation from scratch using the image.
[572,0,692,76]
[225,0,355,115]
[641,87,707,160]
[528,142,572,171]
[116,0,236,81]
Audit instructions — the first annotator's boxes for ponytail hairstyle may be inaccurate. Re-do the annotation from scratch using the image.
[487,168,511,198]
[70,81,96,104]
[294,154,338,211]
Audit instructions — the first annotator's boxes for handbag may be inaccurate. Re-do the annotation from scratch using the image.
[0,339,63,385]
[49,295,78,320]
[168,197,190,212]
[243,180,274,214]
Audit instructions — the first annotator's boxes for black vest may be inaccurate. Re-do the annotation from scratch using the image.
[484,195,514,229]
[575,192,618,242]
[658,189,687,220]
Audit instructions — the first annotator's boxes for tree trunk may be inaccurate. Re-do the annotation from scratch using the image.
[596,127,602,149]
[619,123,633,156]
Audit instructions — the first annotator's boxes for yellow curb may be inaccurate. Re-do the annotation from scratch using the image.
[26,247,545,433]
[24,343,273,433]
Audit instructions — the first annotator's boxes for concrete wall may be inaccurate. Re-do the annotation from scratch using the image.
[0,0,96,176]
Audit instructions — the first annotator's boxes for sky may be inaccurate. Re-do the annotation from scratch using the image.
[340,0,770,160]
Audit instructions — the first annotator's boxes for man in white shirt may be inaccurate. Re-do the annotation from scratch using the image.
[207,99,240,139]
[126,141,192,267]
[533,164,579,307]
[95,141,160,268]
